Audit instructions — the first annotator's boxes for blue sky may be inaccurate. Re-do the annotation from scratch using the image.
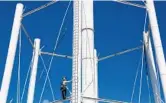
[0,1,166,103]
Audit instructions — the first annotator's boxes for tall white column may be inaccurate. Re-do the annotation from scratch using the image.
[27,39,40,103]
[146,0,166,101]
[72,0,82,103]
[0,3,23,103]
[94,49,98,103]
[143,31,161,103]
[82,0,97,103]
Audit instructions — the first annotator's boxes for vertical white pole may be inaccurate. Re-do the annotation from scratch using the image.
[94,49,98,103]
[27,39,40,103]
[143,31,161,103]
[72,0,82,103]
[82,0,96,103]
[146,0,166,101]
[0,3,23,103]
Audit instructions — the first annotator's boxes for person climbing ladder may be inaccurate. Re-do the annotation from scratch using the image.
[60,77,71,100]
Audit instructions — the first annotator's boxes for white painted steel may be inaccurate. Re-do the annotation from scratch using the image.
[94,49,98,103]
[0,3,23,103]
[81,0,97,102]
[146,0,166,101]
[27,39,40,103]
[143,31,161,103]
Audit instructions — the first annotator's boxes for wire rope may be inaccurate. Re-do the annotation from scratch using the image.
[130,46,144,103]
[20,51,35,103]
[38,1,71,103]
[39,55,55,101]
[22,0,58,17]
[138,47,145,103]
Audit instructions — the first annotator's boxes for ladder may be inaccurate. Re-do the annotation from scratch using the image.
[72,0,82,103]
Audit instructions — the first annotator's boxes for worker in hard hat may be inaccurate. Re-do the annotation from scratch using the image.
[60,77,71,100]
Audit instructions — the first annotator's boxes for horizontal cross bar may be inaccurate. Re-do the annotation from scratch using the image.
[41,51,72,59]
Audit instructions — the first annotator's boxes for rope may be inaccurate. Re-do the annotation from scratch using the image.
[66,86,72,95]
[17,28,21,103]
[130,46,144,103]
[39,55,56,101]
[21,24,34,49]
[20,52,35,103]
[38,1,71,103]
[130,9,147,102]
[143,10,148,32]
[138,46,145,103]
[22,0,58,17]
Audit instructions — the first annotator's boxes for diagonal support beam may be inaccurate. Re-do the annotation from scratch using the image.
[41,51,72,59]
[113,0,146,9]
[99,46,142,62]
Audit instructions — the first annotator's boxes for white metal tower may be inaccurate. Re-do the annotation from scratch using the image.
[146,0,166,101]
[0,3,23,103]
[81,0,98,103]
[143,31,161,103]
[72,0,98,103]
[27,39,40,103]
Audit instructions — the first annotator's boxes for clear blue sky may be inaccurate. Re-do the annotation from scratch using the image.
[0,1,166,103]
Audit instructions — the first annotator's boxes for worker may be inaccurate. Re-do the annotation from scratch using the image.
[60,77,71,100]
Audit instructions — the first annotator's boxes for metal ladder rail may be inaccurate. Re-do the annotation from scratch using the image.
[72,1,80,103]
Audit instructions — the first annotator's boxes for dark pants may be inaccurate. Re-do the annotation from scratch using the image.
[61,86,67,99]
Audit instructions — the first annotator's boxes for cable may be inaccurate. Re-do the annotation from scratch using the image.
[143,10,148,32]
[130,9,148,103]
[20,52,35,103]
[130,46,144,103]
[38,1,71,103]
[138,47,145,103]
[39,55,55,101]
[66,86,72,95]
[56,6,73,50]
[21,24,34,49]
[38,13,72,82]
[22,0,58,17]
